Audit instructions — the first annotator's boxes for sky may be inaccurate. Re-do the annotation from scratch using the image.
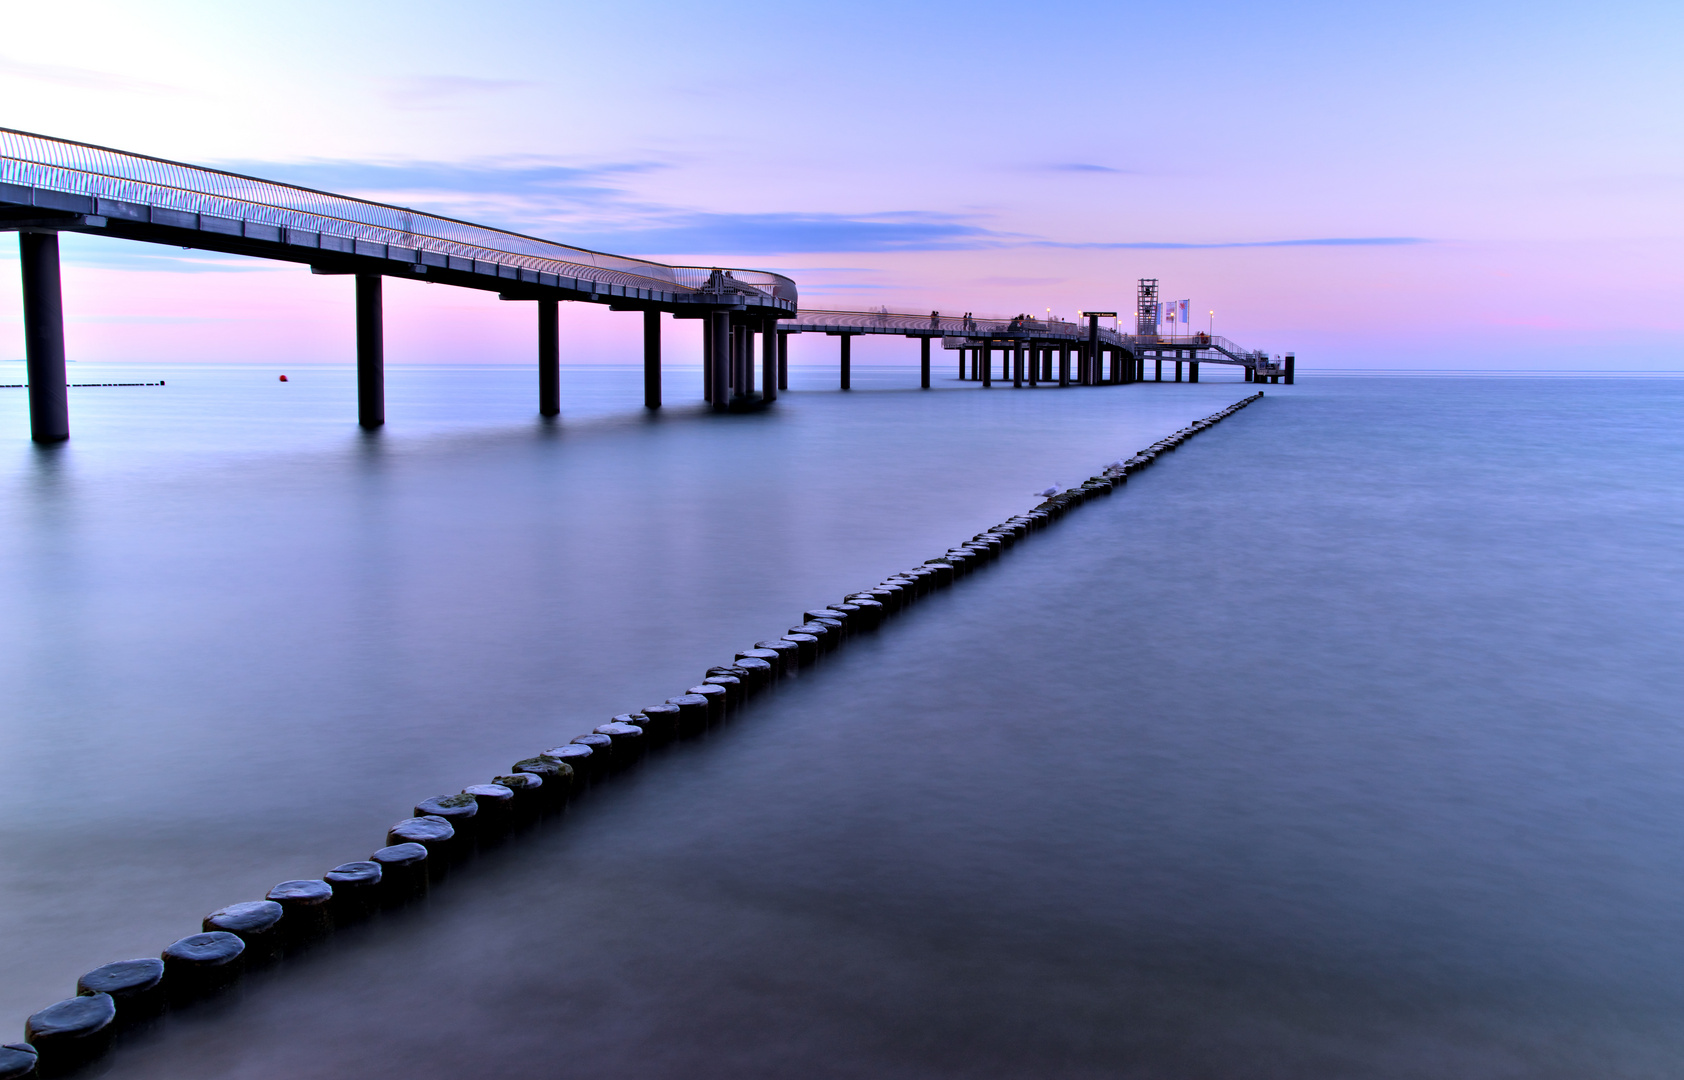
[0,0,1680,369]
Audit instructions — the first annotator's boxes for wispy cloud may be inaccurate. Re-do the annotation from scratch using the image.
[378,75,536,111]
[109,154,1433,259]
[213,158,653,208]
[1040,237,1431,249]
[566,212,1010,256]
[0,55,186,96]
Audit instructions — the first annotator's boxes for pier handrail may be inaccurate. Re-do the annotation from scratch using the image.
[0,128,796,302]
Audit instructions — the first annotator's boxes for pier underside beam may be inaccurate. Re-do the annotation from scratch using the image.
[19,231,69,443]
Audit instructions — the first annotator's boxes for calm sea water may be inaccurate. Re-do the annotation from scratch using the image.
[3,367,1683,1078]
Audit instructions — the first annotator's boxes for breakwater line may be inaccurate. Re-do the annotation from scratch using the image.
[1,392,1263,1080]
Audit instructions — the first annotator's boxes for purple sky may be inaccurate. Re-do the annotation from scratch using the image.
[2,0,1679,369]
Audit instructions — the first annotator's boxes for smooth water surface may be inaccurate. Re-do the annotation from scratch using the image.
[7,371,1684,1077]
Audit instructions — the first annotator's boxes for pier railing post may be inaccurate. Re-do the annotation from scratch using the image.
[19,232,69,443]
[537,298,559,417]
[920,336,931,389]
[355,274,384,429]
[643,310,661,409]
[762,318,777,403]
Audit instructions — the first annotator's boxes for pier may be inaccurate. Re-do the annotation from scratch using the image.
[3,128,1284,443]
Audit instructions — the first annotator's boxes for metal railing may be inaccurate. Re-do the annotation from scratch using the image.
[0,128,796,303]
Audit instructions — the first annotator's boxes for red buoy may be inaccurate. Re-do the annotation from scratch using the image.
[279,375,288,382]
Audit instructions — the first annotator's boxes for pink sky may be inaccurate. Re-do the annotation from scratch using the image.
[2,0,1679,370]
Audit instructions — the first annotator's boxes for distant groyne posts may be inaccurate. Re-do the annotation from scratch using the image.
[3,393,1263,1079]
[2,128,1285,444]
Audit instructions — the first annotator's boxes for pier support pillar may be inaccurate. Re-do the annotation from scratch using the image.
[777,331,788,390]
[1012,344,1023,388]
[356,274,384,429]
[1284,353,1295,385]
[839,334,852,390]
[702,317,714,403]
[1245,366,1253,382]
[709,312,730,410]
[19,232,69,443]
[643,310,661,409]
[920,336,931,389]
[538,299,560,417]
[1189,360,1199,383]
[733,321,753,400]
[1059,344,1070,386]
[1155,357,1162,381]
[1027,342,1037,387]
[982,343,992,388]
[762,318,778,403]
[1174,360,1183,383]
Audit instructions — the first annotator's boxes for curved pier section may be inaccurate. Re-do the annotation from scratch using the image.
[2,392,1263,1077]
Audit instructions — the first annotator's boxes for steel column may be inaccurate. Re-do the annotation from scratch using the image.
[643,310,661,409]
[839,334,851,390]
[982,343,992,388]
[356,274,384,429]
[920,336,931,389]
[777,331,788,390]
[702,317,714,403]
[709,312,730,410]
[762,318,777,403]
[1059,343,1069,386]
[1027,342,1037,387]
[1086,315,1100,386]
[1012,344,1023,388]
[537,298,559,417]
[19,232,69,443]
